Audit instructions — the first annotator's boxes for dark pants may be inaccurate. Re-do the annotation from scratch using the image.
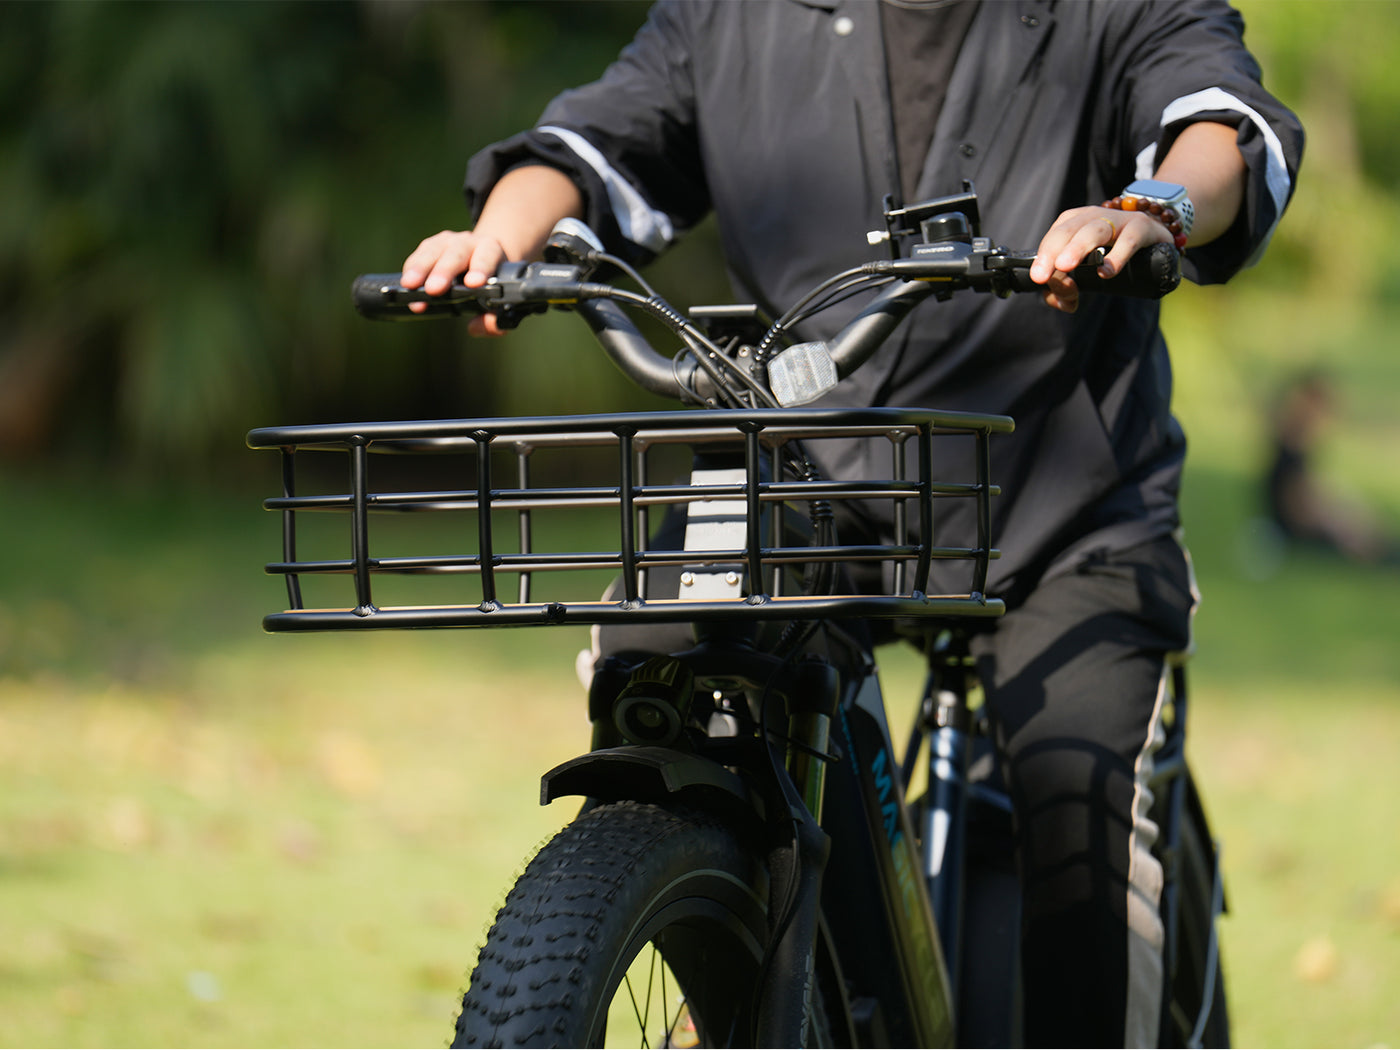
[968,535,1195,1047]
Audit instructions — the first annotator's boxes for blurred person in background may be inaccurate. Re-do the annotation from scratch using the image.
[1265,368,1398,564]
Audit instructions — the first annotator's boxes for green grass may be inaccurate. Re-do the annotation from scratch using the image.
[0,476,583,1047]
[2,287,1399,1046]
[1164,288,1400,1048]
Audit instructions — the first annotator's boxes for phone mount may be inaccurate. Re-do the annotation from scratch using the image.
[868,180,983,257]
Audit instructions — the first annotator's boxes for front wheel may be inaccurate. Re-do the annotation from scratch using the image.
[454,801,781,1048]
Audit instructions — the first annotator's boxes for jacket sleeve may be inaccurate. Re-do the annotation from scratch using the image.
[463,1,707,265]
[1100,0,1305,285]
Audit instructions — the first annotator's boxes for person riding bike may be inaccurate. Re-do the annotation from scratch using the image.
[400,2,1303,1044]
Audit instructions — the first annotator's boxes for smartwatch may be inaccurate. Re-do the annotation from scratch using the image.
[1120,178,1195,240]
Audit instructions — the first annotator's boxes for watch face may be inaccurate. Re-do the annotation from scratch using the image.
[1124,178,1188,203]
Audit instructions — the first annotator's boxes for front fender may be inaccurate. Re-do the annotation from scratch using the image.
[541,745,765,828]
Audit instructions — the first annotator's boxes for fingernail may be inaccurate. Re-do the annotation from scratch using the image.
[1098,260,1116,278]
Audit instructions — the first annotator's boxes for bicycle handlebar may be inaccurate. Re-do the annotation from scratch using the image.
[352,241,1177,318]
[352,262,724,400]
[824,240,1179,376]
[352,216,1180,407]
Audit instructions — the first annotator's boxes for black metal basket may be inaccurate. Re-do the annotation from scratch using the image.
[246,406,1014,632]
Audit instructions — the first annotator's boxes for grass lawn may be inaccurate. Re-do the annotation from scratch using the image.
[1,293,1397,1048]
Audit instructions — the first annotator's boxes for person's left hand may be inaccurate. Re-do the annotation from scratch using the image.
[1028,206,1174,313]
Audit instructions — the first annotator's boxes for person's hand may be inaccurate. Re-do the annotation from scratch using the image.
[1028,206,1174,313]
[398,167,586,334]
[400,229,510,336]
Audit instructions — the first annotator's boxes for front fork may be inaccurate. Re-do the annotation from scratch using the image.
[575,645,844,1048]
[758,656,841,1047]
[904,631,977,1003]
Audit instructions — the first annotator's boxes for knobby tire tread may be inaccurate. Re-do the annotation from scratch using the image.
[452,801,773,1048]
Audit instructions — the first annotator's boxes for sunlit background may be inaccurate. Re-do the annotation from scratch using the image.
[1,2,1397,1045]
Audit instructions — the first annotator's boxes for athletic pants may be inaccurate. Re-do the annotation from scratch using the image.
[967,534,1196,1047]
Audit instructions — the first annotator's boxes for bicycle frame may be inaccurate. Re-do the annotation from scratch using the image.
[820,663,957,1045]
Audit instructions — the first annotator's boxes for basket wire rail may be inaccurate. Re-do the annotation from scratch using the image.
[246,407,1014,631]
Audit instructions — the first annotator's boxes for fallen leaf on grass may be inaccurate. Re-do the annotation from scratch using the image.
[1294,934,1339,984]
[414,961,463,991]
[315,730,382,798]
[99,797,156,851]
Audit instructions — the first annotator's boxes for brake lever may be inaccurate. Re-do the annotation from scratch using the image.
[486,303,549,329]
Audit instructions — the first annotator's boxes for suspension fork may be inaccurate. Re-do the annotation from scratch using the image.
[755,656,841,1048]
[903,631,976,1002]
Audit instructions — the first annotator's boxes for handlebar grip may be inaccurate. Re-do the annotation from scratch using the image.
[1074,242,1181,298]
[995,243,1180,299]
[351,273,487,320]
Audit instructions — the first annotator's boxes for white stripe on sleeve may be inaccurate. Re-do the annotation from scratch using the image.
[538,125,676,256]
[1133,87,1292,266]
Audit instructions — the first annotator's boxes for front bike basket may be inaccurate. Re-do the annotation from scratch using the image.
[246,406,1013,632]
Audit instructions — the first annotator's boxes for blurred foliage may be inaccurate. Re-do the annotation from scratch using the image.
[1230,0,1400,306]
[0,0,671,473]
[1,0,1398,474]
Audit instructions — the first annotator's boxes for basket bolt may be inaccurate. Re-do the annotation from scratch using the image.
[725,571,740,586]
[680,571,695,587]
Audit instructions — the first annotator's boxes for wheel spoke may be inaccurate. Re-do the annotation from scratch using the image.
[622,968,650,1048]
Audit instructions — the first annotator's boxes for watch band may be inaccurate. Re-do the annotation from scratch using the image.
[1103,178,1193,247]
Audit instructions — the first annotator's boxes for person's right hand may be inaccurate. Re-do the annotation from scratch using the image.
[400,167,586,334]
[400,229,510,336]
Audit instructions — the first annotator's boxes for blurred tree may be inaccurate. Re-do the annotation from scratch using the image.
[0,0,680,472]
[1232,0,1400,304]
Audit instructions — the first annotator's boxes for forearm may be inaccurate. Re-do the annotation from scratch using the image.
[1031,119,1248,309]
[1152,121,1247,247]
[473,164,586,262]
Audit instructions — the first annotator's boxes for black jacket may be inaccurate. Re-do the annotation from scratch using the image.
[465,0,1304,604]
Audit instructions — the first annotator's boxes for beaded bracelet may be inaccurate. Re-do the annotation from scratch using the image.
[1100,196,1188,250]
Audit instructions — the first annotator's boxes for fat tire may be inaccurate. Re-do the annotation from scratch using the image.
[453,801,778,1048]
